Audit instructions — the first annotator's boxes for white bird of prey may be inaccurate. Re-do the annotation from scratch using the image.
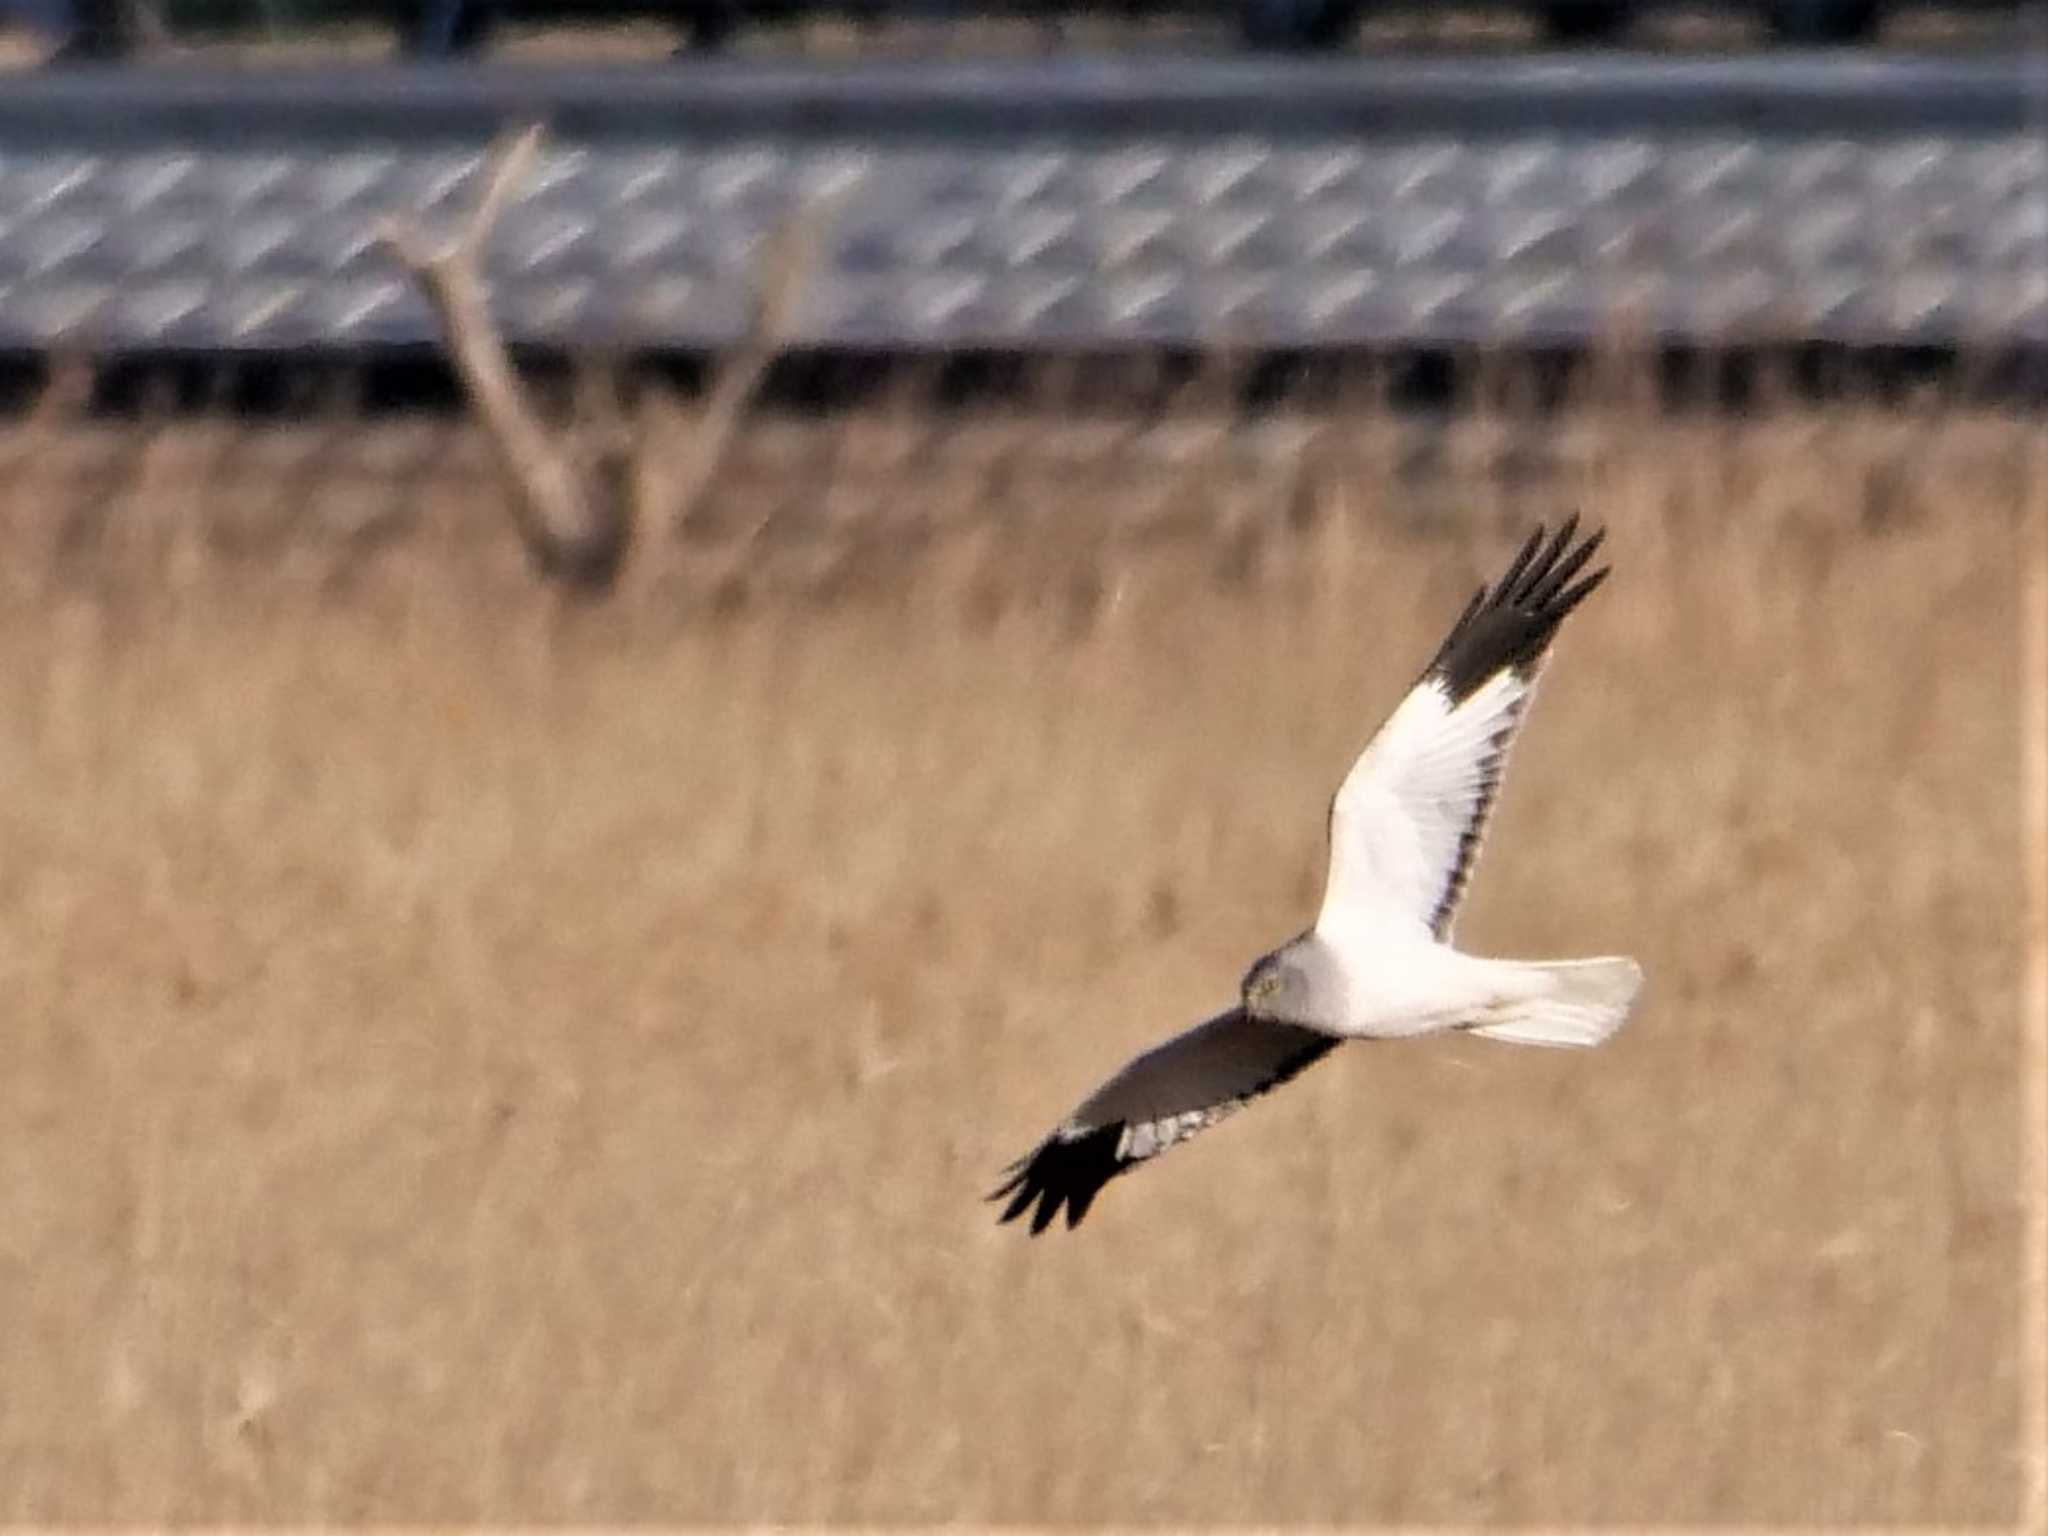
[990,517,1642,1235]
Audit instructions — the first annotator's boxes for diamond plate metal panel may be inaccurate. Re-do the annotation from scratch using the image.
[1,59,2045,352]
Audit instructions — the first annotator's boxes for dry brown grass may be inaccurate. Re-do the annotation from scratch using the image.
[0,384,2034,1522]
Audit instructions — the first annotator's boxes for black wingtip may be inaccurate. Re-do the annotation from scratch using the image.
[988,1123,1129,1236]
[1425,518,1612,703]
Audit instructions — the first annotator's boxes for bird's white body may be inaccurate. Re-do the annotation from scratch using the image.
[1268,912,1641,1047]
[1305,939,1526,1039]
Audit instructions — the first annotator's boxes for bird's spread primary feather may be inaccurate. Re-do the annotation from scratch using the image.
[987,1011,1339,1235]
[1319,515,1609,947]
[991,518,1635,1235]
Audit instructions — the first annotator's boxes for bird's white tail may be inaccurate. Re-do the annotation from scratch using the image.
[1464,957,1643,1049]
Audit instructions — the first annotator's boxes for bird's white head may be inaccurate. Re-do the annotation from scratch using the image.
[1240,935,1346,1031]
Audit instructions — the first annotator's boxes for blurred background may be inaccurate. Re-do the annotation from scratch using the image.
[4,0,2048,54]
[0,0,2041,1526]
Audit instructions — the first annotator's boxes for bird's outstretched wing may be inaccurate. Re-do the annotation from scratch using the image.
[1317,518,1610,945]
[989,1007,1339,1235]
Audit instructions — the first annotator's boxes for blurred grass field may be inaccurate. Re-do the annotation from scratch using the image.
[0,374,2034,1522]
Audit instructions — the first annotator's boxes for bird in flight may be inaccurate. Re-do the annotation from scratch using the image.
[990,517,1641,1235]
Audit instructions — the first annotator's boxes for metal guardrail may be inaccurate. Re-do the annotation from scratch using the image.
[0,55,2044,352]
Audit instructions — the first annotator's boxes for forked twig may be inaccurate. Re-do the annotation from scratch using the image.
[380,123,627,589]
[383,124,836,595]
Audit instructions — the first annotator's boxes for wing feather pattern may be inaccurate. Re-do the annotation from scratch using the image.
[988,1008,1339,1234]
[1318,518,1610,943]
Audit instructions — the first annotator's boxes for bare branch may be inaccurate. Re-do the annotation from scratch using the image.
[379,123,626,589]
[640,195,842,573]
[465,124,546,258]
[375,217,437,275]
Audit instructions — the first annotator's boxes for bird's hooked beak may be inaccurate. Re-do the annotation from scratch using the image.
[1242,964,1281,1015]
